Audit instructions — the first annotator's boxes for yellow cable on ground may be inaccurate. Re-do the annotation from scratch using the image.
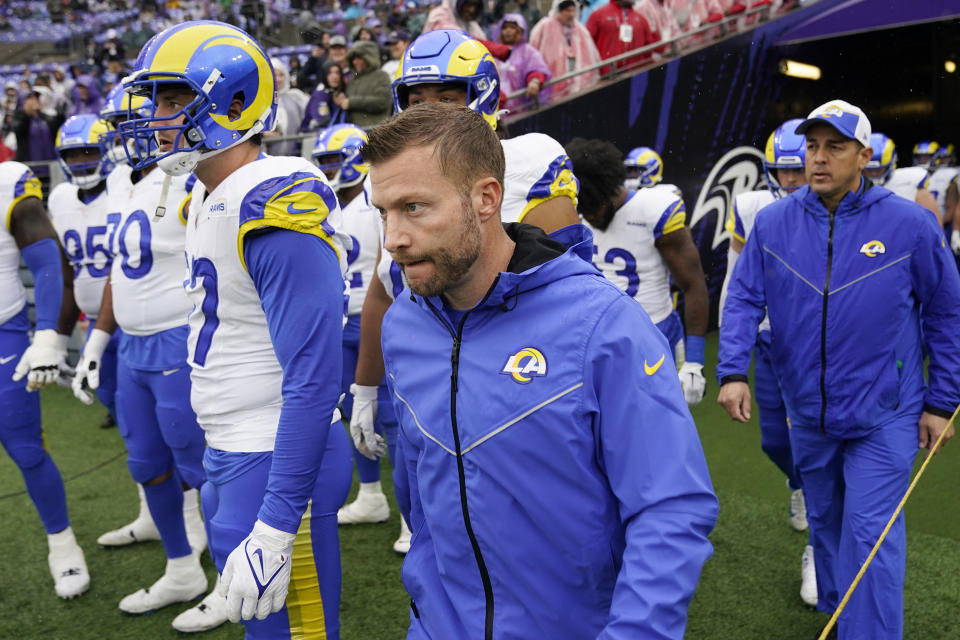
[817,404,959,640]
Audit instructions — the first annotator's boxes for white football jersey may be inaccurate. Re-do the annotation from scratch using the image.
[883,166,929,202]
[341,180,381,316]
[48,182,113,319]
[377,132,579,300]
[584,184,686,324]
[500,132,578,224]
[184,155,348,452]
[0,162,41,325]
[726,189,775,245]
[928,167,959,212]
[107,165,194,336]
[725,189,775,331]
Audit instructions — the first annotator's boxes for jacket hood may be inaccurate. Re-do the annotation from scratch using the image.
[413,222,597,312]
[271,57,291,93]
[498,13,528,40]
[347,40,382,72]
[799,176,892,217]
[548,0,581,18]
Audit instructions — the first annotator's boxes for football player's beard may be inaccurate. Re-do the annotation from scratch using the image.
[395,203,482,299]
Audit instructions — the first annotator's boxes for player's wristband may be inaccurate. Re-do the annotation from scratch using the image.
[685,335,706,365]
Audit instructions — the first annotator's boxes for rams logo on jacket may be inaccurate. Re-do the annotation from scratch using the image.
[501,347,547,384]
[859,240,886,258]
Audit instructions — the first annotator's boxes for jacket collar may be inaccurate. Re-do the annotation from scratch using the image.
[800,175,889,217]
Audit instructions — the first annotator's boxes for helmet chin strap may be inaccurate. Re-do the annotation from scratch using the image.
[154,108,272,218]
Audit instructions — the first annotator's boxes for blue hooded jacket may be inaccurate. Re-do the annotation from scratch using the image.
[383,223,717,640]
[718,181,960,436]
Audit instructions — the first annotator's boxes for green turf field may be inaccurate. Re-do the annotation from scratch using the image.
[1,336,958,639]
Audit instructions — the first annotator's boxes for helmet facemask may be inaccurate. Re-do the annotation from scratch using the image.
[116,21,278,176]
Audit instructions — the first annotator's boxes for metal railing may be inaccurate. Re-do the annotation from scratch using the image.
[502,1,819,115]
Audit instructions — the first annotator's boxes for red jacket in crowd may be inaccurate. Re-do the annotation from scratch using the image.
[586,1,657,71]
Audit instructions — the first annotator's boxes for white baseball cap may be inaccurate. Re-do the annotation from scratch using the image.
[795,99,871,148]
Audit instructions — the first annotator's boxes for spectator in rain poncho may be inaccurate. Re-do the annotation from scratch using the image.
[634,0,681,42]
[67,75,104,117]
[495,13,551,112]
[423,0,487,39]
[267,57,310,156]
[529,0,601,99]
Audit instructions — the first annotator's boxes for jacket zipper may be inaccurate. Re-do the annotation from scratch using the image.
[819,210,836,433]
[424,298,496,640]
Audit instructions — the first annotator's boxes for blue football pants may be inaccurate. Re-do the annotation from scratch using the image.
[115,358,206,558]
[202,425,352,640]
[0,327,69,534]
[754,331,802,491]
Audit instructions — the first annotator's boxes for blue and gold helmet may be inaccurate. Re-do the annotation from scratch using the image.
[912,140,940,171]
[865,133,897,186]
[392,29,500,129]
[312,124,369,190]
[119,20,277,176]
[55,114,115,189]
[623,147,663,188]
[100,83,155,165]
[763,118,805,197]
[937,143,955,167]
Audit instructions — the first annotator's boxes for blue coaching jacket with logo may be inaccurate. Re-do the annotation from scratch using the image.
[719,180,960,436]
[382,223,718,640]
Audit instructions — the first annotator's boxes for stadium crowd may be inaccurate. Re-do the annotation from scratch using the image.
[3,5,959,640]
[0,0,807,169]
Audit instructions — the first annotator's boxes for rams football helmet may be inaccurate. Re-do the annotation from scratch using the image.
[100,83,155,165]
[938,143,955,167]
[763,119,805,197]
[55,114,115,189]
[312,124,369,190]
[119,20,277,176]
[392,29,500,129]
[623,147,663,189]
[865,133,897,186]
[912,140,940,171]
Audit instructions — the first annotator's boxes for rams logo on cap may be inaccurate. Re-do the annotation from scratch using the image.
[859,240,885,257]
[501,347,547,384]
[822,105,845,118]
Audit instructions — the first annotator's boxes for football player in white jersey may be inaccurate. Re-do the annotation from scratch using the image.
[935,145,960,254]
[1,161,90,599]
[622,146,684,200]
[348,31,581,545]
[49,114,122,423]
[913,140,958,223]
[864,133,941,222]
[312,124,409,547]
[567,137,709,406]
[719,118,817,607]
[119,21,353,638]
[70,96,210,615]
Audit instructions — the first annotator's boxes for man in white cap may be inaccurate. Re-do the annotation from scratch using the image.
[718,99,960,640]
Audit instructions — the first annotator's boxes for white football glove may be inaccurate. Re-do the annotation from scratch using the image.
[678,361,707,406]
[951,229,960,256]
[350,383,386,460]
[71,328,111,405]
[218,519,296,622]
[12,329,64,391]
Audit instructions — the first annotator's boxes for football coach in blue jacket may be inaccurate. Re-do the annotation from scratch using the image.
[365,102,718,640]
[718,99,960,640]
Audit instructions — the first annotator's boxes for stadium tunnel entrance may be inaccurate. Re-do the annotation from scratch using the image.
[508,2,960,329]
